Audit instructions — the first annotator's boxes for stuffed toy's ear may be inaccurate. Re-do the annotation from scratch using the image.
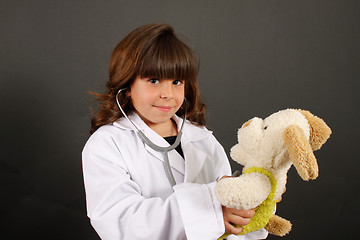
[283,125,319,181]
[297,110,332,150]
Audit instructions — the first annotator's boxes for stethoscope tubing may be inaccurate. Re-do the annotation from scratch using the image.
[115,88,186,188]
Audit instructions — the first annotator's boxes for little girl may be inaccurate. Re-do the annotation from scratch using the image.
[82,23,268,240]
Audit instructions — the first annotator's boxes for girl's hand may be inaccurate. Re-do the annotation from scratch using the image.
[222,206,255,235]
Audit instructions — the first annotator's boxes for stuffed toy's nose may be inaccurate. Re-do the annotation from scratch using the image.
[242,120,251,128]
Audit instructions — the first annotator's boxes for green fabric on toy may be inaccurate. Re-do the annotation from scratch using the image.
[215,109,331,239]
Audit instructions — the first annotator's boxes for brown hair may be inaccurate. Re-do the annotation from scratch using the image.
[90,23,206,134]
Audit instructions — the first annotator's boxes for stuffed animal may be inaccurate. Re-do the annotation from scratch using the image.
[215,109,331,239]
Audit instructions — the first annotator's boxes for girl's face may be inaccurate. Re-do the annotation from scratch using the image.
[128,75,185,130]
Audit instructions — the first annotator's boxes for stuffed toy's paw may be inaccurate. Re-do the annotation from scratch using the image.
[265,215,292,237]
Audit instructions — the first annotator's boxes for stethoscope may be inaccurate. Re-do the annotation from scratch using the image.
[116,88,186,188]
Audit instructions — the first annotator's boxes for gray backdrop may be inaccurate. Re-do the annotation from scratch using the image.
[1,0,359,239]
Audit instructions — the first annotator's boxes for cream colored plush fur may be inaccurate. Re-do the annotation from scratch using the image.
[215,109,331,237]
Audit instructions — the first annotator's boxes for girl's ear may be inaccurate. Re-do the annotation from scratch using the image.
[283,125,319,181]
[125,88,131,97]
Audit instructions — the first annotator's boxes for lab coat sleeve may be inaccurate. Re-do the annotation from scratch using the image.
[174,183,269,240]
[82,134,187,240]
[172,135,228,239]
[173,182,225,239]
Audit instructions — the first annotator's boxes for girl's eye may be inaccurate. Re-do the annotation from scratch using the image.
[149,79,160,84]
[173,80,183,86]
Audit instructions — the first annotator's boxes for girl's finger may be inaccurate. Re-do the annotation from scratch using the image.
[228,214,251,227]
[225,221,243,235]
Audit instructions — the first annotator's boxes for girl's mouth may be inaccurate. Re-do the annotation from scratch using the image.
[155,106,172,112]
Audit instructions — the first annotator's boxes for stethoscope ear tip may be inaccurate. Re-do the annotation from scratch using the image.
[117,88,129,94]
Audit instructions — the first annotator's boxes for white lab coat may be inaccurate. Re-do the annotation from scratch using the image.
[82,112,268,240]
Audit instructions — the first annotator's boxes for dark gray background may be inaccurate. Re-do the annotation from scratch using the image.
[1,0,359,239]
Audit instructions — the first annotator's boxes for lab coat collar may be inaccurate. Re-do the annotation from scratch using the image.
[113,113,185,175]
[113,112,144,131]
[113,112,212,142]
[113,112,213,182]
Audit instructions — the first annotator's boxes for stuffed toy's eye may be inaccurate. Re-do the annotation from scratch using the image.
[264,126,268,130]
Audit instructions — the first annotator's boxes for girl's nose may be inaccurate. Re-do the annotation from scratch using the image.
[160,81,174,99]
